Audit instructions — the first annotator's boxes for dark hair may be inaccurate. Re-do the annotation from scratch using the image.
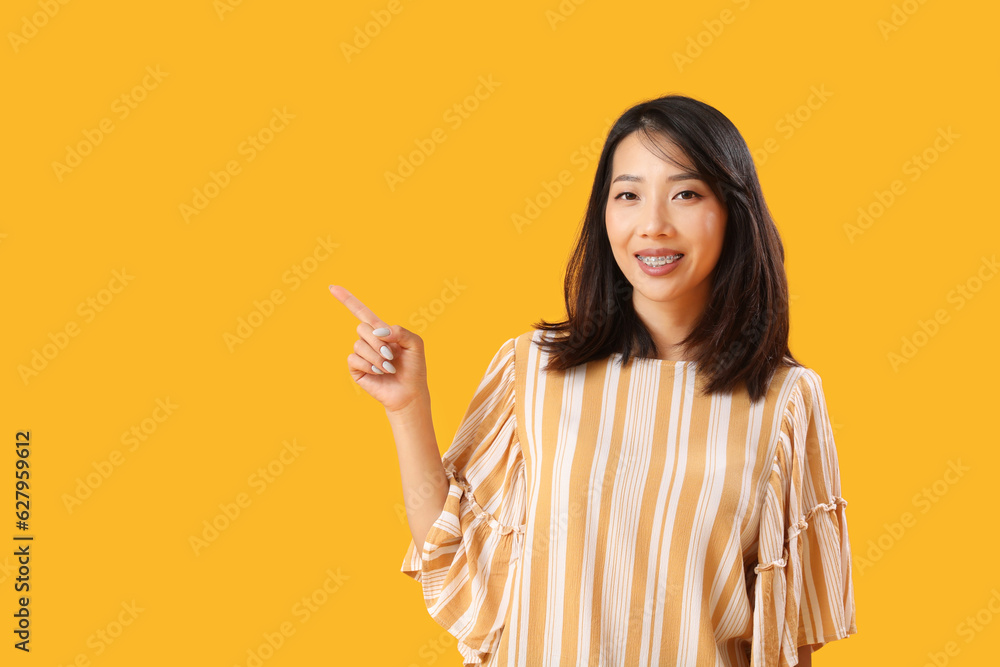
[532,94,801,402]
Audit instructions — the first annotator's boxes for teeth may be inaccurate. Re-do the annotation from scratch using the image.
[638,254,683,266]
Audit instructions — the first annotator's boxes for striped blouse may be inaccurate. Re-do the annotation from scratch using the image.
[401,330,857,666]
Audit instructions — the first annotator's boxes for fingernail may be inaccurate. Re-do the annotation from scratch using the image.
[371,364,384,375]
[380,345,394,361]
[382,361,396,374]
[373,327,390,336]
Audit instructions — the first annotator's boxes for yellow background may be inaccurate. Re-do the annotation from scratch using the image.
[2,0,997,664]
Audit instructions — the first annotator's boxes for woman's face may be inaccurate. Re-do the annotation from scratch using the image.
[605,130,727,322]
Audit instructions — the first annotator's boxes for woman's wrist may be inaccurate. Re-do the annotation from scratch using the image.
[385,390,432,423]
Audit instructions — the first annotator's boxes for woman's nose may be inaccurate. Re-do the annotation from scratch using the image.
[640,196,673,233]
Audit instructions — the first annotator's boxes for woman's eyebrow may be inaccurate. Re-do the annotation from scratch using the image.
[611,171,703,184]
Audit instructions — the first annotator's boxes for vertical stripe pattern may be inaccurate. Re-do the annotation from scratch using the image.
[401,331,857,666]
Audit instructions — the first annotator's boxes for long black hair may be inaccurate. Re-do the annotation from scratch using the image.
[532,94,800,402]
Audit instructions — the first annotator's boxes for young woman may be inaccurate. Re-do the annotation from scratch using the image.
[331,94,857,666]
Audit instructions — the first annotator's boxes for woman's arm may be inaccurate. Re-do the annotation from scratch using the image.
[387,391,449,549]
[797,643,815,665]
[328,286,447,549]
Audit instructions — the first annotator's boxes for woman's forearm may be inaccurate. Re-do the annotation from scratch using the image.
[387,392,449,550]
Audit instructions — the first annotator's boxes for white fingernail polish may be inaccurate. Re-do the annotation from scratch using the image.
[371,364,384,374]
[373,327,390,336]
[382,361,396,374]
[380,345,394,360]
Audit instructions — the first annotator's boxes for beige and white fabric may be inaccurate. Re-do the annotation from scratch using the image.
[401,330,857,666]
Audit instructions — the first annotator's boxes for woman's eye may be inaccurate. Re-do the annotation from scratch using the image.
[676,190,700,200]
[614,191,638,201]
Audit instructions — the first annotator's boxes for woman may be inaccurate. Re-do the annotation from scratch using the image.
[331,94,857,666]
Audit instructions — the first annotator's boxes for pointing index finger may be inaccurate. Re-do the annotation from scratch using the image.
[329,285,390,330]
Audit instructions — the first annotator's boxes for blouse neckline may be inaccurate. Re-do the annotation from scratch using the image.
[612,352,695,367]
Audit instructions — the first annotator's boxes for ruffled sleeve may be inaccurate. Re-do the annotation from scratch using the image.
[751,368,858,666]
[400,336,526,666]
